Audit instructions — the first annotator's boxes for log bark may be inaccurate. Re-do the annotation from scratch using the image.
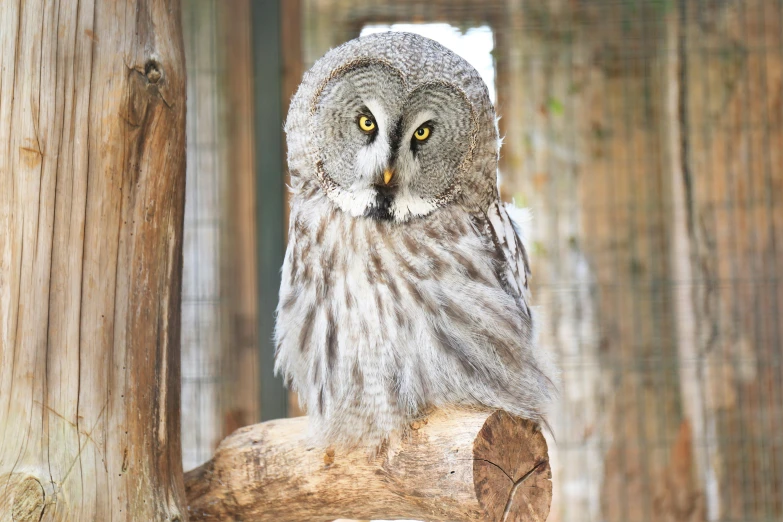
[0,0,187,519]
[185,409,551,522]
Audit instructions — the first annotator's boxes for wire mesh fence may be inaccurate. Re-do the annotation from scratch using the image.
[181,0,228,471]
[181,0,783,520]
[181,0,260,472]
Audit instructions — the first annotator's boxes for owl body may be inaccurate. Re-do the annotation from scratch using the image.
[276,32,557,448]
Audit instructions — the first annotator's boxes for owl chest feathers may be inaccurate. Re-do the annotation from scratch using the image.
[275,190,553,447]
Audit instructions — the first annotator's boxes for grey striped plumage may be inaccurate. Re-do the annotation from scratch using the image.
[276,32,558,448]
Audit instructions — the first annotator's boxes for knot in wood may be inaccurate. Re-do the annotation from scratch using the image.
[145,60,163,84]
[12,477,45,522]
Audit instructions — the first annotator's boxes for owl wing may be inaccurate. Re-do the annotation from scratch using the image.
[485,200,533,313]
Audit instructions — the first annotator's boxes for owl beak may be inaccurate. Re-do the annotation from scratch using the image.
[383,168,394,185]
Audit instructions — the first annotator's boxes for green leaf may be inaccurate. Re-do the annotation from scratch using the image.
[547,97,564,115]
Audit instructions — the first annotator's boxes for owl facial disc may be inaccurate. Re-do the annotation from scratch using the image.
[306,60,477,223]
[286,32,501,223]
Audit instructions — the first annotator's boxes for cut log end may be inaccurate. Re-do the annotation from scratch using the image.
[474,411,552,521]
[185,409,552,522]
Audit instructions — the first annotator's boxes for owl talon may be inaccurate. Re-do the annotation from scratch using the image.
[323,448,335,466]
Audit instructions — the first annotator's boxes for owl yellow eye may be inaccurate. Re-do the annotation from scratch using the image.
[358,115,376,133]
[414,125,431,141]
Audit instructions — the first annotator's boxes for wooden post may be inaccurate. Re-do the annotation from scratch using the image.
[0,0,187,519]
[185,409,552,522]
[219,0,262,436]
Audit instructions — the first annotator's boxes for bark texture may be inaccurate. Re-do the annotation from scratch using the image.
[185,409,552,522]
[0,0,187,519]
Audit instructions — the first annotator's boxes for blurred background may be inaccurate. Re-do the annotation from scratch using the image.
[178,0,783,520]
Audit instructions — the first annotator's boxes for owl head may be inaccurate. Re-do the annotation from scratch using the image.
[285,32,500,222]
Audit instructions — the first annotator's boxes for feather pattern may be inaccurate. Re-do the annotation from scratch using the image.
[276,181,557,448]
[277,31,558,449]
[486,201,533,307]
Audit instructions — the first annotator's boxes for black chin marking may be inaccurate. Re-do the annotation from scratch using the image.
[366,186,395,221]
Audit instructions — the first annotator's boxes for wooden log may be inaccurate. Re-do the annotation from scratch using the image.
[185,409,551,522]
[0,0,187,519]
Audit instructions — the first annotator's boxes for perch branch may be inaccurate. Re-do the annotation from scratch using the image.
[185,409,551,521]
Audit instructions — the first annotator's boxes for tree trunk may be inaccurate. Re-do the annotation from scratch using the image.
[0,1,187,520]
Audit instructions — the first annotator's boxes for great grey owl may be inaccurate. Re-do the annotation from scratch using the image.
[276,32,557,448]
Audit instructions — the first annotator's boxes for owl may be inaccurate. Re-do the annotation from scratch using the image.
[276,32,557,448]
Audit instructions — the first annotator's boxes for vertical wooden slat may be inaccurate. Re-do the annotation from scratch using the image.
[682,0,783,516]
[219,0,261,435]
